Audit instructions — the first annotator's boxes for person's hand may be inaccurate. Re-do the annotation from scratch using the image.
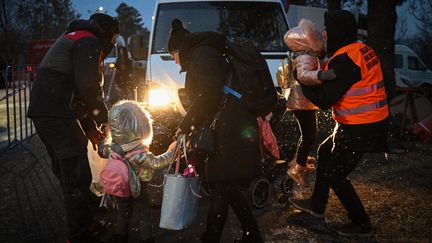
[175,128,183,138]
[101,123,111,138]
[319,69,337,81]
[86,129,104,151]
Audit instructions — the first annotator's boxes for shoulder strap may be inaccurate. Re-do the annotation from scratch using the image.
[63,30,96,41]
[109,151,124,161]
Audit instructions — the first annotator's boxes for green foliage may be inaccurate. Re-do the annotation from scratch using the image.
[18,0,78,40]
[409,0,432,67]
[0,0,78,65]
[115,2,149,42]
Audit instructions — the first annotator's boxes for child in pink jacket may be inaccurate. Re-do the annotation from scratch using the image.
[281,19,335,187]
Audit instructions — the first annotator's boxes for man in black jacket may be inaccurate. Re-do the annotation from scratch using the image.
[28,13,119,242]
[288,10,389,237]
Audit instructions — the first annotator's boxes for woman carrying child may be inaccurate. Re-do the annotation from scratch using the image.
[281,19,336,187]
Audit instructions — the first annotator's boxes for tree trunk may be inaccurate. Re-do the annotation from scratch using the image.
[327,0,341,11]
[368,0,398,100]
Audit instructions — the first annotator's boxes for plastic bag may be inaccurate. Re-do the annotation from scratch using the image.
[257,115,280,159]
[87,141,108,196]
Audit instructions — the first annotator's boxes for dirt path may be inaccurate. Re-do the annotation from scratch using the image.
[254,140,432,242]
[1,135,431,242]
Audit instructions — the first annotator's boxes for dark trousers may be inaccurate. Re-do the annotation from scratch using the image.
[293,109,317,166]
[113,182,152,241]
[202,183,263,243]
[311,125,370,224]
[33,118,94,240]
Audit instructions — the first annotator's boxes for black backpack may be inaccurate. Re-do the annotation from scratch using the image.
[225,39,278,117]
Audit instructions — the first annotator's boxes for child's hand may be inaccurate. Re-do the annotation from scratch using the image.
[102,123,111,137]
[175,128,183,137]
[167,141,177,153]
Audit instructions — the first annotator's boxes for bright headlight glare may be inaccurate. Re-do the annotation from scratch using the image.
[148,88,174,107]
[108,63,115,69]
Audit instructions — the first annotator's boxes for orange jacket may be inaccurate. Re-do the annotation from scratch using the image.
[327,42,389,124]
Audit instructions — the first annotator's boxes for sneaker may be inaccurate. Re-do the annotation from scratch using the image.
[335,222,372,237]
[288,198,324,219]
[287,164,309,187]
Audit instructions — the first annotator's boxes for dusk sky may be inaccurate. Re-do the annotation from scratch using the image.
[71,0,156,29]
[70,0,419,38]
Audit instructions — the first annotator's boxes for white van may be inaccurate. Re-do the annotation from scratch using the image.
[394,44,432,88]
[133,0,290,116]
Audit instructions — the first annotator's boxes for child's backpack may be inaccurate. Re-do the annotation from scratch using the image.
[100,154,131,198]
[225,39,279,117]
[100,150,144,198]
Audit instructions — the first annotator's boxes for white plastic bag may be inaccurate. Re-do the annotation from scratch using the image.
[87,141,108,196]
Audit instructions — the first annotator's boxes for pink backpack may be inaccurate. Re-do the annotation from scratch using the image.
[100,150,144,198]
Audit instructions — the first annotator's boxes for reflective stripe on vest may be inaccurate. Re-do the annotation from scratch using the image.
[334,98,387,116]
[328,42,389,124]
[344,80,385,97]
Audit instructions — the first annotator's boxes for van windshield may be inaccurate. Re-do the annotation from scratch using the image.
[152,1,289,54]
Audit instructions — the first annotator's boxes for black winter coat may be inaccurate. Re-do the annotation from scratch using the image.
[178,32,262,183]
[28,19,111,132]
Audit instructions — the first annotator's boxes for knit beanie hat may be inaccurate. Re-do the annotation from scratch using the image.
[167,19,191,53]
[90,13,119,36]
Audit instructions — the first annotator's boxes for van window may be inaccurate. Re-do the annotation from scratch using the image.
[394,54,403,69]
[152,2,289,54]
[408,56,426,71]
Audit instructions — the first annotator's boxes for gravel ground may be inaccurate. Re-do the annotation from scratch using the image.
[1,130,431,242]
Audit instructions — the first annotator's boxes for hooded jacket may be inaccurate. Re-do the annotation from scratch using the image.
[300,10,388,152]
[28,19,112,132]
[177,32,262,183]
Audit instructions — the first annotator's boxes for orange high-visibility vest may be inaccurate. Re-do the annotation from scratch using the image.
[327,42,389,124]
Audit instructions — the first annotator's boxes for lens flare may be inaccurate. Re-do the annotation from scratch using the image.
[148,89,173,107]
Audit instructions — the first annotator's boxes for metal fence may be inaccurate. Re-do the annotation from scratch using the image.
[0,65,37,156]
